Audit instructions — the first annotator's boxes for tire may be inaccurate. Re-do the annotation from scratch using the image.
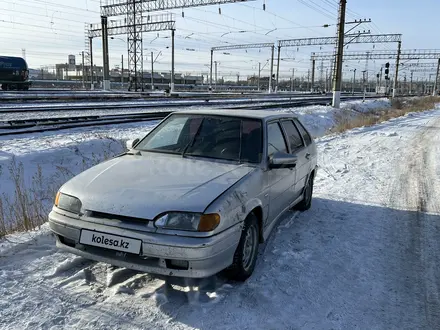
[225,213,259,281]
[295,173,314,211]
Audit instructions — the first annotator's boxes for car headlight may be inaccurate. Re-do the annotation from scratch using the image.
[55,192,82,214]
[154,212,220,232]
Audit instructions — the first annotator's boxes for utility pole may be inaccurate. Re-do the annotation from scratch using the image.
[291,68,294,92]
[171,29,175,93]
[379,66,383,93]
[151,52,154,90]
[214,61,218,89]
[376,72,380,94]
[433,58,440,96]
[121,54,124,85]
[325,68,329,92]
[209,49,214,91]
[276,45,281,92]
[269,45,274,93]
[392,41,402,98]
[362,70,367,102]
[89,37,94,90]
[410,71,413,95]
[258,62,261,91]
[307,69,310,91]
[332,0,347,108]
[81,51,85,89]
[352,68,356,95]
[101,16,110,90]
[311,58,316,93]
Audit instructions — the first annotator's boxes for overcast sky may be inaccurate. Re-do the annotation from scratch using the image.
[1,0,438,79]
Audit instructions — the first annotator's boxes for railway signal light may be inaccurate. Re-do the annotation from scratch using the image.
[385,68,389,75]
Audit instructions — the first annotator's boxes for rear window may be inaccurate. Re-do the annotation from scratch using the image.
[294,119,312,146]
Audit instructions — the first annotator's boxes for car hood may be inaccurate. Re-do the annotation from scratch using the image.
[60,152,254,220]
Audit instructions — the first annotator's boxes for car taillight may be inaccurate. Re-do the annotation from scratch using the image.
[22,70,28,79]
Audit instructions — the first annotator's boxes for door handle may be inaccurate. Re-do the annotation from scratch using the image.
[305,153,311,160]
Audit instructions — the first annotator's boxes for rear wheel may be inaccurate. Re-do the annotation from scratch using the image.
[225,213,259,281]
[1,84,7,91]
[295,173,314,211]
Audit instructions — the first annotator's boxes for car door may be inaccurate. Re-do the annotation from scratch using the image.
[264,121,297,226]
[280,119,311,200]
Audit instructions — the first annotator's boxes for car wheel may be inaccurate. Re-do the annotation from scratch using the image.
[226,213,259,281]
[295,173,314,211]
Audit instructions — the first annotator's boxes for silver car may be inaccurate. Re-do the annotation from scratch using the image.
[49,109,317,281]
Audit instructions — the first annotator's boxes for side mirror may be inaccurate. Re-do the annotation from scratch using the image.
[126,138,140,150]
[269,152,297,169]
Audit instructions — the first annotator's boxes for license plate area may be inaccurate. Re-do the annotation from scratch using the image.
[79,230,141,254]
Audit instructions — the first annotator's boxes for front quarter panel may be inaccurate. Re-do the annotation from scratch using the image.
[204,168,268,233]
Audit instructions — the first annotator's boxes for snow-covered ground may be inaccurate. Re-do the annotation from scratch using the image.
[1,105,440,329]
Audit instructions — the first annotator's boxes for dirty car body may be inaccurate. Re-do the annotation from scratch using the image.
[48,109,318,280]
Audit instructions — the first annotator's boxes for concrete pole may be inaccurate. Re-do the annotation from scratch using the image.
[332,0,346,108]
[376,73,379,94]
[379,67,383,93]
[362,70,366,102]
[433,58,440,96]
[215,61,218,89]
[258,62,261,91]
[171,29,175,93]
[150,52,154,90]
[101,16,110,90]
[352,69,356,95]
[121,54,124,85]
[291,68,294,92]
[89,37,94,90]
[311,58,316,93]
[81,51,85,89]
[307,69,310,91]
[276,45,281,92]
[210,49,214,90]
[392,41,401,98]
[269,45,274,93]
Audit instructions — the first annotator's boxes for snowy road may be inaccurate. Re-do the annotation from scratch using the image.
[1,109,440,330]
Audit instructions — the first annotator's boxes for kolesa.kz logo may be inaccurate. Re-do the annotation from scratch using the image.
[91,234,130,249]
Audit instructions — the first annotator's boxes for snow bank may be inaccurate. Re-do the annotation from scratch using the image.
[287,98,391,137]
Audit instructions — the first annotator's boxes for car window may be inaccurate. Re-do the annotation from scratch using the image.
[294,119,312,146]
[144,117,187,149]
[267,122,288,157]
[281,120,304,152]
[136,114,262,163]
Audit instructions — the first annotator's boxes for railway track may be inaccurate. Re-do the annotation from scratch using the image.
[0,95,383,136]
[0,94,349,114]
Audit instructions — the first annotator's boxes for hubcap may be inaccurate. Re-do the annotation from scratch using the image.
[242,224,257,271]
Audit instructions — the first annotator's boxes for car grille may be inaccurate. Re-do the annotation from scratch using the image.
[88,210,150,224]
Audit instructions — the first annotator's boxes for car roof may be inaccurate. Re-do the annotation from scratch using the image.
[174,108,298,120]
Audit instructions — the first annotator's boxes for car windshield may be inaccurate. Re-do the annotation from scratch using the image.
[135,114,262,163]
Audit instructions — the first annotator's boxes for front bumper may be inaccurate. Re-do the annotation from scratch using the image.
[48,210,241,278]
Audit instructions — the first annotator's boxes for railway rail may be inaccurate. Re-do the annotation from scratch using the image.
[0,95,382,136]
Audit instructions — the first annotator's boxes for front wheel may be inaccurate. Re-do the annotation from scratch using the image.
[225,213,259,281]
[295,173,314,211]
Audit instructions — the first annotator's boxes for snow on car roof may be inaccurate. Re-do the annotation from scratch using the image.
[175,108,298,120]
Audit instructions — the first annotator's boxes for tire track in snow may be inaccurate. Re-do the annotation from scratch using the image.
[388,117,440,329]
